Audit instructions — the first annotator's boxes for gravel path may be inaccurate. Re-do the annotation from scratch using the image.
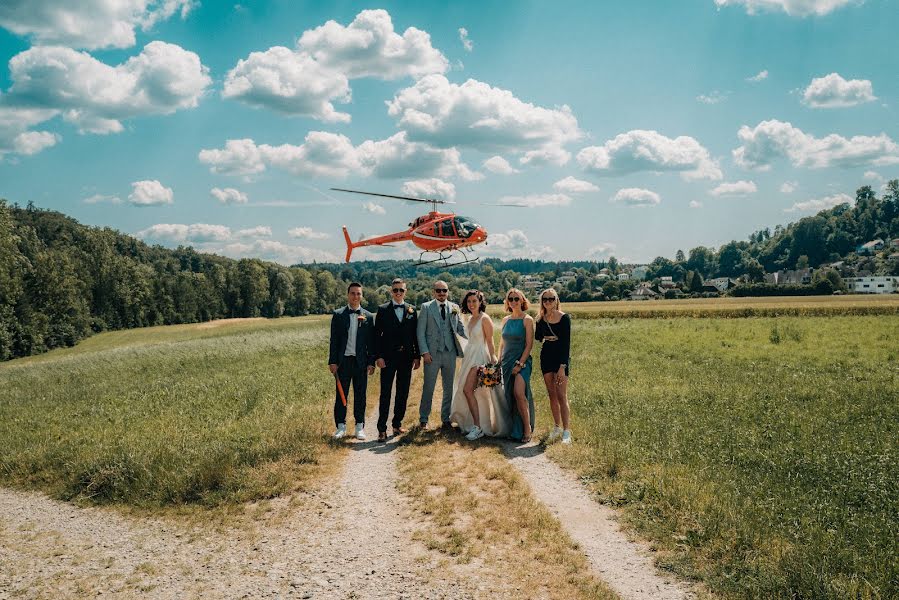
[0,420,479,599]
[502,442,694,600]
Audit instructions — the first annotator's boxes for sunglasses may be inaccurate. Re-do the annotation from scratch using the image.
[542,297,557,303]
[434,288,448,293]
[507,297,521,302]
[392,288,406,293]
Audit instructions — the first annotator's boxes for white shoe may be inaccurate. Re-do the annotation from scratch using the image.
[355,423,366,440]
[333,423,347,439]
[465,426,484,441]
[561,430,572,444]
[548,426,563,443]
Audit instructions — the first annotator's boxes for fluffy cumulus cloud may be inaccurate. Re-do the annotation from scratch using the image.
[458,27,473,52]
[4,42,210,135]
[747,70,768,82]
[0,104,59,158]
[713,0,859,17]
[710,180,757,197]
[129,179,173,206]
[586,243,616,258]
[482,156,519,175]
[519,146,571,167]
[801,73,876,108]
[199,131,480,181]
[236,226,271,238]
[288,226,330,240]
[224,9,446,121]
[211,187,248,204]
[553,176,599,193]
[611,188,661,207]
[733,119,899,170]
[138,223,231,242]
[83,193,122,205]
[0,0,195,50]
[220,240,339,264]
[863,171,883,182]
[784,192,853,213]
[480,229,552,259]
[577,130,722,181]
[780,181,799,193]
[402,178,456,201]
[387,75,581,155]
[498,194,572,207]
[363,201,386,215]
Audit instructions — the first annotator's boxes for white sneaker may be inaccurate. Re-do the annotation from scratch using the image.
[561,430,572,444]
[355,423,366,440]
[333,423,347,439]
[465,425,484,441]
[548,426,563,443]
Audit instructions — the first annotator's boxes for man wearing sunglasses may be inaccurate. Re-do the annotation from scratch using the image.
[373,278,421,442]
[416,280,467,430]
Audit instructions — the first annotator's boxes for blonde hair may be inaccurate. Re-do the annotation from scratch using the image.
[503,287,529,312]
[537,288,559,321]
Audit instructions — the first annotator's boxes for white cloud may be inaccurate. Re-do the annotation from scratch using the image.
[387,74,581,154]
[713,0,859,17]
[780,181,799,193]
[611,188,661,207]
[863,170,883,182]
[710,180,757,196]
[199,131,480,181]
[747,70,768,82]
[4,42,211,135]
[458,27,473,52]
[129,180,173,206]
[236,226,271,238]
[12,130,59,155]
[0,104,58,158]
[498,193,572,207]
[696,90,728,104]
[481,229,552,259]
[83,193,122,204]
[733,119,899,170]
[586,243,616,258]
[784,192,853,213]
[402,178,456,201]
[553,176,599,193]
[482,155,519,175]
[211,187,248,205]
[802,73,876,108]
[138,223,232,242]
[689,200,703,208]
[519,146,571,167]
[288,226,330,240]
[219,240,339,265]
[0,0,195,50]
[363,201,386,215]
[578,130,722,181]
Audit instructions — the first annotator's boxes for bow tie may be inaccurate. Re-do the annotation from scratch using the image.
[394,303,405,309]
[349,309,361,314]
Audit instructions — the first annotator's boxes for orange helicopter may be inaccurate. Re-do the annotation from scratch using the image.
[332,188,488,267]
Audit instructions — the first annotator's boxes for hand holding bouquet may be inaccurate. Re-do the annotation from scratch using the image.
[476,362,501,388]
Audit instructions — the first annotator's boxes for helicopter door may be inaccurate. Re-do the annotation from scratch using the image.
[440,219,455,237]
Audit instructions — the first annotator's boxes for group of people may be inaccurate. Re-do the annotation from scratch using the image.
[327,279,572,444]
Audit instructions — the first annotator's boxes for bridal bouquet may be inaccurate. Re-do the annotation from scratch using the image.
[476,362,501,388]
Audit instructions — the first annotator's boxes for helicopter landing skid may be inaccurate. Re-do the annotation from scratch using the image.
[414,248,480,268]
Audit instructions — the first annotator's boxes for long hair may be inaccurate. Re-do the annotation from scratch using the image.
[503,287,529,312]
[537,288,559,321]
[461,289,487,314]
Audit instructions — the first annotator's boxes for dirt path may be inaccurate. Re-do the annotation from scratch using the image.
[503,442,694,600]
[0,421,478,599]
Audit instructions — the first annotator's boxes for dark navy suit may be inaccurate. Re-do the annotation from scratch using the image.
[374,301,420,433]
[328,305,375,426]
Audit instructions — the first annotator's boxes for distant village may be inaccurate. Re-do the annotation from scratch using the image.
[519,237,899,301]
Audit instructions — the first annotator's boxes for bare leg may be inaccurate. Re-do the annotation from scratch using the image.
[556,373,570,430]
[462,366,481,425]
[513,374,531,441]
[543,372,562,428]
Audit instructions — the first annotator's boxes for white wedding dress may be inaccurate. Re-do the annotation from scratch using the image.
[449,315,511,437]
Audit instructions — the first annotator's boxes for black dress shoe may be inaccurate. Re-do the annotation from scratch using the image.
[377,431,387,442]
[441,421,454,431]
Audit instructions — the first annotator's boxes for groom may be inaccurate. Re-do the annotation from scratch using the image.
[417,280,466,430]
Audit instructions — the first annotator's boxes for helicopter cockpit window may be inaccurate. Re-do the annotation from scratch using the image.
[454,216,478,238]
[440,219,455,237]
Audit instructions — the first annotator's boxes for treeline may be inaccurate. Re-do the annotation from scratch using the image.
[0,201,356,361]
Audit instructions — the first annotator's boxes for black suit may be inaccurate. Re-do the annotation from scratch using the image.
[329,306,375,426]
[374,302,420,433]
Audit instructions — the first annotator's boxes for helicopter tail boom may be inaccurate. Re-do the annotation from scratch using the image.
[342,226,354,262]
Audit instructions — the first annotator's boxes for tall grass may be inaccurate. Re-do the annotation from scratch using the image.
[541,316,898,599]
[0,317,342,508]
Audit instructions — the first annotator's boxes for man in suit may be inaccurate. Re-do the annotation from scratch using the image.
[328,282,376,440]
[373,278,421,442]
[417,280,467,430]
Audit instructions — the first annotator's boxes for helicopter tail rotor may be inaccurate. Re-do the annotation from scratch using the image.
[342,226,354,263]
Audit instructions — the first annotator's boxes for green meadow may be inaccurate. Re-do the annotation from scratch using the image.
[541,316,897,599]
[0,316,344,507]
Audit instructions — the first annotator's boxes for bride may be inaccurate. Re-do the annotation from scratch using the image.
[450,290,511,440]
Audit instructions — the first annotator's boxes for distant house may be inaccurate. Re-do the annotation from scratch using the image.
[857,239,885,255]
[705,277,738,293]
[616,273,630,281]
[658,275,677,290]
[627,286,659,300]
[595,273,610,281]
[845,276,898,294]
[519,275,544,292]
[631,266,649,280]
[769,268,812,285]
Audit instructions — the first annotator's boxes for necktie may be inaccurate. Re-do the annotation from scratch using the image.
[440,304,446,320]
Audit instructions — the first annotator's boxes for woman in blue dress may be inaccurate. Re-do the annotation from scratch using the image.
[499,287,535,442]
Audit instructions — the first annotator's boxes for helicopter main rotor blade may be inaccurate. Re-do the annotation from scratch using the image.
[330,187,454,205]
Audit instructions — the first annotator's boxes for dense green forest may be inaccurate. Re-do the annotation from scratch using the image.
[1,181,896,361]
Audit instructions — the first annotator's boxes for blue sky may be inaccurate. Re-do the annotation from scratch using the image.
[1,0,897,264]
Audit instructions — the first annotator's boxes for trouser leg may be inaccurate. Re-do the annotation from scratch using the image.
[377,362,398,432]
[333,358,353,426]
[351,360,368,425]
[439,351,456,424]
[419,358,439,423]
[392,360,413,429]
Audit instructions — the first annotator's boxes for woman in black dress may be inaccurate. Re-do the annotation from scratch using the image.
[535,289,572,443]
